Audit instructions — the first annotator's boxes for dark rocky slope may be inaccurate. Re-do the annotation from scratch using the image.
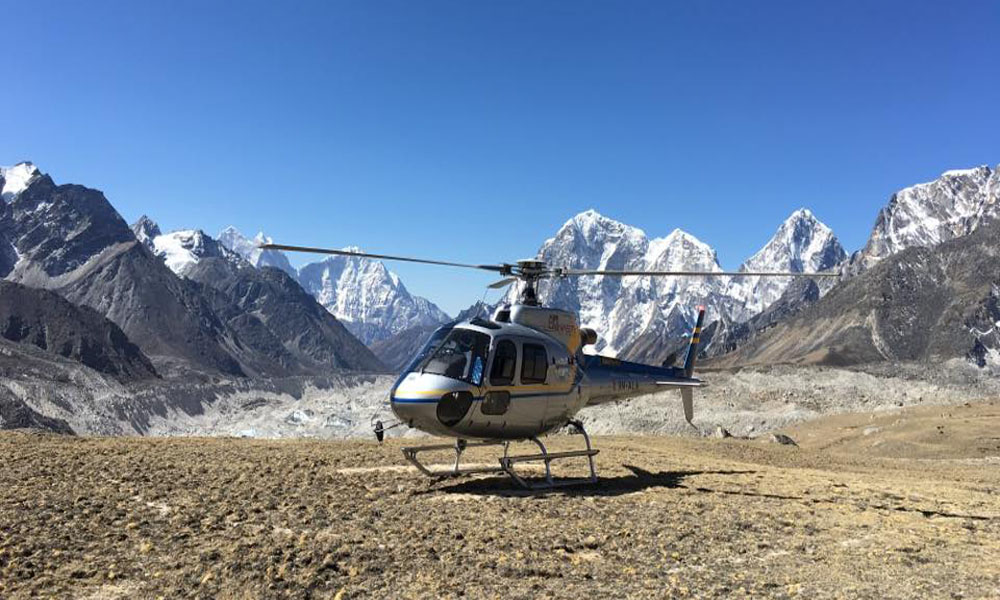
[0,280,157,381]
[184,258,384,373]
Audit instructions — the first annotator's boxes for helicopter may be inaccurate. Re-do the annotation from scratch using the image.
[263,242,836,489]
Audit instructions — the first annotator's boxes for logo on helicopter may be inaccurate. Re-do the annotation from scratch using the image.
[547,314,574,335]
[613,379,639,391]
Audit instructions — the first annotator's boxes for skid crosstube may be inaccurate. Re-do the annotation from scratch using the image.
[400,420,599,490]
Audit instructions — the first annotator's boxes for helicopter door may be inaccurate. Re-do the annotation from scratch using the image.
[517,342,551,430]
[483,339,517,416]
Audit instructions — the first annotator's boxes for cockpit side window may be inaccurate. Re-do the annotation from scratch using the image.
[489,339,518,386]
[422,328,491,385]
[521,343,548,384]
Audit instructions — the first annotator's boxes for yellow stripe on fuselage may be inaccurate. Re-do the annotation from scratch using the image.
[398,366,578,398]
[393,388,453,397]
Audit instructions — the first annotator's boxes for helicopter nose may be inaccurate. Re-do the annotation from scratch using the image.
[390,375,475,435]
[389,393,435,417]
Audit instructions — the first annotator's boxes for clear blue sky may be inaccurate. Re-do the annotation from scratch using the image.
[3,0,998,315]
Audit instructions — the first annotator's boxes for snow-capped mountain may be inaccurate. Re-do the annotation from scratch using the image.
[727,208,846,316]
[218,226,451,345]
[853,165,1000,270]
[0,162,40,202]
[297,250,451,345]
[512,210,738,355]
[218,227,296,277]
[136,222,243,277]
[124,216,383,373]
[510,209,846,357]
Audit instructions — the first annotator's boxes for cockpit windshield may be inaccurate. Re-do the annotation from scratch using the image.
[398,324,454,378]
[421,328,491,385]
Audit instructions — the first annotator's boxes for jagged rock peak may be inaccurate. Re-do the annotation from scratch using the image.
[647,228,720,270]
[297,249,450,345]
[727,208,845,316]
[555,209,646,245]
[522,211,732,355]
[750,208,844,271]
[854,164,999,269]
[218,226,297,277]
[131,215,162,249]
[1,162,41,201]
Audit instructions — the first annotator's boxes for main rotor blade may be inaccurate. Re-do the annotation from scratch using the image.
[558,269,840,277]
[487,277,517,289]
[260,243,508,273]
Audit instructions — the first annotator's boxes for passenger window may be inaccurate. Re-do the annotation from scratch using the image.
[481,391,510,416]
[490,340,517,386]
[521,343,548,384]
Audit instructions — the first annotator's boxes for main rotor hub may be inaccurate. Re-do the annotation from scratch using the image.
[515,259,548,276]
[512,259,550,306]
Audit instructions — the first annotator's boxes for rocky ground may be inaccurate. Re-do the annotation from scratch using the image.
[2,399,999,598]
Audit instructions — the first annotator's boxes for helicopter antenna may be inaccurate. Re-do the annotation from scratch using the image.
[477,286,491,318]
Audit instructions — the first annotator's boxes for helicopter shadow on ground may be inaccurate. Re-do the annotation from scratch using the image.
[424,465,758,498]
[426,466,1000,521]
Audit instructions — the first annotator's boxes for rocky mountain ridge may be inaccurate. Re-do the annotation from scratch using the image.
[216,228,451,345]
[507,208,845,357]
[0,162,40,202]
[296,250,451,345]
[710,218,1000,368]
[133,220,385,374]
[851,165,999,270]
[727,209,845,316]
[217,227,297,278]
[4,159,998,380]
[0,164,382,378]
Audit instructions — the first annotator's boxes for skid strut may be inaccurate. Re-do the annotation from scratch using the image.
[400,420,599,489]
[402,439,508,478]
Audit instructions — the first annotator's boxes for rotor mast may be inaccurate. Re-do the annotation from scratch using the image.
[513,259,548,306]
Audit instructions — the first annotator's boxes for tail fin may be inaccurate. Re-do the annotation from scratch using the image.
[683,306,706,378]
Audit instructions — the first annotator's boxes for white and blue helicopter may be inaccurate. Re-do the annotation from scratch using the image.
[264,243,834,489]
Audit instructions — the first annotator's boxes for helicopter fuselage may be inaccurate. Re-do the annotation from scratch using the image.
[389,305,701,441]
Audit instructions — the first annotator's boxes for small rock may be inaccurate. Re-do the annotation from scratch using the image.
[714,426,732,439]
[768,433,798,447]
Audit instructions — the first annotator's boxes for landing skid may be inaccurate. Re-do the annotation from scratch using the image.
[401,439,508,478]
[401,420,599,490]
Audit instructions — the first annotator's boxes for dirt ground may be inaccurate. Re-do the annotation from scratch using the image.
[2,401,999,599]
